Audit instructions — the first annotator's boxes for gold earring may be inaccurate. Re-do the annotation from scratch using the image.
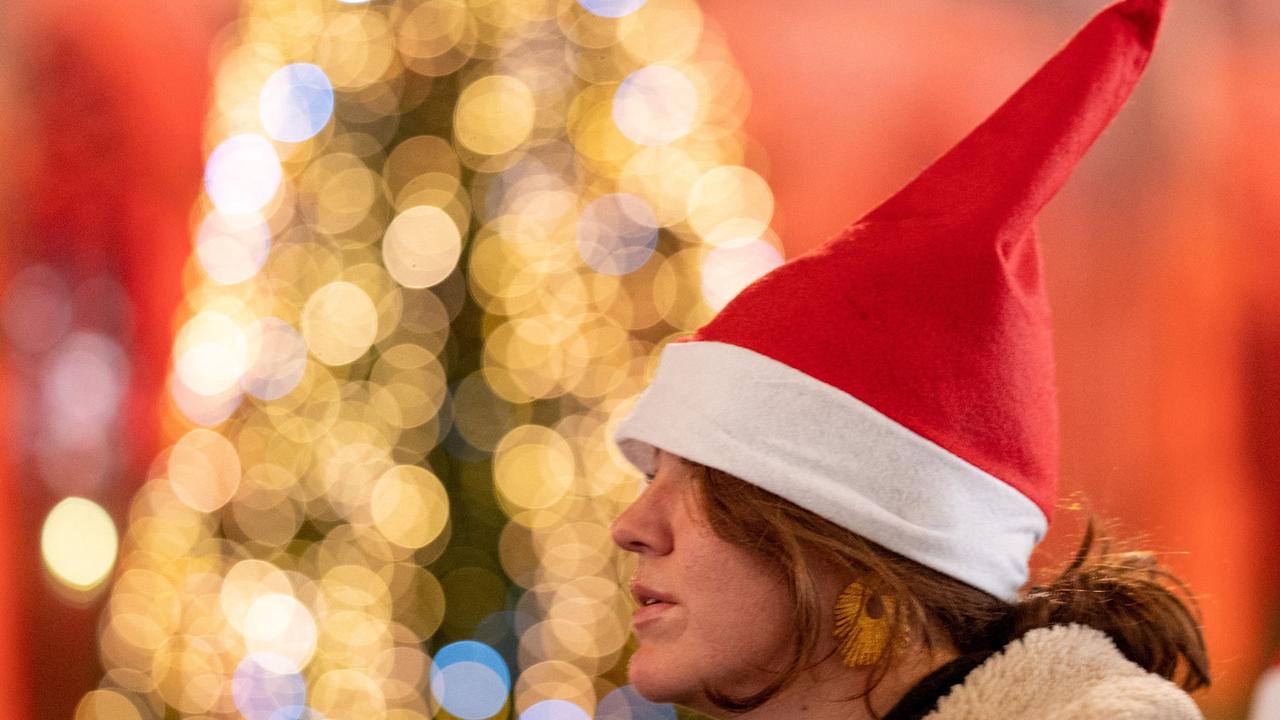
[833,581,904,667]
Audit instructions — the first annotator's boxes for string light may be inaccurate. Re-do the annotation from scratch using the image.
[84,0,782,716]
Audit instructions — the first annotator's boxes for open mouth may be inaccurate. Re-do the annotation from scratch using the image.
[633,598,675,629]
[631,582,678,628]
[631,583,676,607]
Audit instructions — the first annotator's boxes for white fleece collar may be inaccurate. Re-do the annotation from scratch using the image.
[927,624,1203,720]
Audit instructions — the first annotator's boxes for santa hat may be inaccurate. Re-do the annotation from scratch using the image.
[613,0,1166,601]
[1250,659,1280,720]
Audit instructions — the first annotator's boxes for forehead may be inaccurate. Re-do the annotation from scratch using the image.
[651,450,706,491]
[648,452,710,516]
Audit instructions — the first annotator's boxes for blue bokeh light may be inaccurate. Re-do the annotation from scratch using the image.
[522,699,592,720]
[576,193,659,276]
[430,641,511,719]
[577,0,647,18]
[596,685,678,720]
[259,63,335,143]
[232,653,308,720]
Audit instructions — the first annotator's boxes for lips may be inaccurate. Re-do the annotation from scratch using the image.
[630,580,676,606]
[630,581,678,630]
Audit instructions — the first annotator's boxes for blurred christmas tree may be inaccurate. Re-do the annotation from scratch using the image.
[75,0,782,717]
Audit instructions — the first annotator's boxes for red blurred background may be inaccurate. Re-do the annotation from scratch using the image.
[1,0,1276,717]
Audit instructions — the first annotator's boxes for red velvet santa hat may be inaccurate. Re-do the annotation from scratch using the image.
[614,0,1166,601]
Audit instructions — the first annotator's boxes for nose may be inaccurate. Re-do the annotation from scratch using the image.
[610,484,670,556]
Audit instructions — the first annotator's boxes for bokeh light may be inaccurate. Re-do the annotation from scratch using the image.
[687,165,774,247]
[41,331,127,456]
[84,0,774,716]
[383,205,463,289]
[522,698,591,720]
[74,690,142,720]
[259,63,335,143]
[173,310,251,397]
[40,497,118,591]
[369,465,449,549]
[613,65,699,146]
[242,594,319,670]
[204,134,283,215]
[578,0,647,19]
[577,194,659,276]
[196,211,272,285]
[232,653,308,720]
[455,75,537,156]
[240,317,308,400]
[699,235,784,310]
[1,263,72,354]
[300,281,378,366]
[431,641,511,720]
[596,685,678,720]
[168,428,242,513]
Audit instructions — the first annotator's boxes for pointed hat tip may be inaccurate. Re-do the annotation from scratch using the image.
[1113,0,1168,46]
[856,0,1170,228]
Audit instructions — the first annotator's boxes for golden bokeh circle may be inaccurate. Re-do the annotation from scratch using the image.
[74,690,143,720]
[686,165,774,247]
[382,205,463,289]
[494,425,576,513]
[300,281,379,366]
[168,429,242,513]
[454,74,537,156]
[370,465,450,549]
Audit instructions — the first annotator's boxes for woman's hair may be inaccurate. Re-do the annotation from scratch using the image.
[691,462,1211,713]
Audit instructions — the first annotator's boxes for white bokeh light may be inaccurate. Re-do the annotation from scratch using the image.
[242,593,318,672]
[196,212,271,285]
[174,311,252,397]
[613,65,699,146]
[40,497,118,591]
[169,371,243,427]
[520,700,591,720]
[204,134,283,215]
[41,331,127,447]
[240,317,308,401]
[699,237,785,310]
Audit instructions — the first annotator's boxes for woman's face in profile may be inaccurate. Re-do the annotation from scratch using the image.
[610,450,796,712]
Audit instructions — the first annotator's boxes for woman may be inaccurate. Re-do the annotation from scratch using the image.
[611,452,1207,719]
[609,0,1209,717]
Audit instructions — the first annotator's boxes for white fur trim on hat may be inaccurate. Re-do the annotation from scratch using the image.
[613,341,1047,602]
[1249,665,1280,720]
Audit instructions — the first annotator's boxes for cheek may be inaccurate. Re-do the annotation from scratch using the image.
[681,547,796,666]
[628,584,795,707]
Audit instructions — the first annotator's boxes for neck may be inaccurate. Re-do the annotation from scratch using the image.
[700,646,958,720]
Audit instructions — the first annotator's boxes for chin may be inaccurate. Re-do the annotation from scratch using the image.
[627,645,702,707]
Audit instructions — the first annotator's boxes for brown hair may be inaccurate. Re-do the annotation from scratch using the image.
[692,463,1211,713]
